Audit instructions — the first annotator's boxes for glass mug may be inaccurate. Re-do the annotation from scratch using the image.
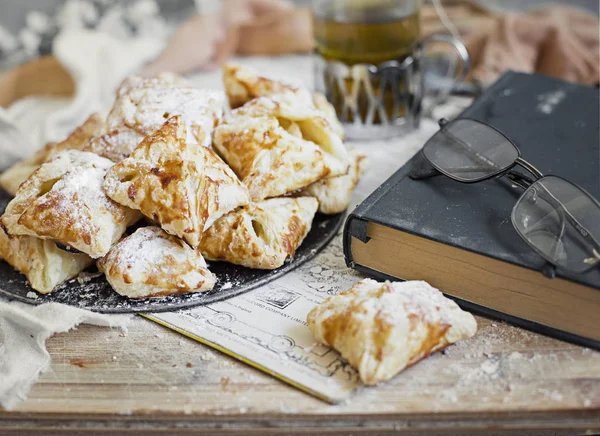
[312,0,470,140]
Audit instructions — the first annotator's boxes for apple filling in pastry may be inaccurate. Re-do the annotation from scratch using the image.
[200,197,318,270]
[0,113,106,196]
[223,63,344,139]
[300,149,368,215]
[307,279,478,385]
[1,150,141,259]
[104,115,250,247]
[0,227,93,294]
[98,227,216,299]
[213,92,349,201]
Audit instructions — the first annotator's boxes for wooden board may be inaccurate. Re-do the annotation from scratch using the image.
[1,315,598,435]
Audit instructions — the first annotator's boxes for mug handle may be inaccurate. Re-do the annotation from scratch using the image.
[419,34,471,114]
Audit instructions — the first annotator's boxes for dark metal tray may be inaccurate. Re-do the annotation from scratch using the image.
[0,189,343,313]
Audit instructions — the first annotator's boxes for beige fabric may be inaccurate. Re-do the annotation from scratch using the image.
[464,7,600,86]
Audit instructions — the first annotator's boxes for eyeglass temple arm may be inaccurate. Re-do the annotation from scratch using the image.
[410,161,533,185]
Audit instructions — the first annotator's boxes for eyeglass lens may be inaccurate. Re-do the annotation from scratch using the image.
[512,176,600,273]
[423,119,519,182]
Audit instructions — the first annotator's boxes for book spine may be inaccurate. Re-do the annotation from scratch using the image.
[343,162,415,269]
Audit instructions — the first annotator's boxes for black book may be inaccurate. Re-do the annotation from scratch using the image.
[344,71,600,349]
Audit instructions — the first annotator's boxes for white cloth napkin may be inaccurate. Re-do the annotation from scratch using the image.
[0,28,162,410]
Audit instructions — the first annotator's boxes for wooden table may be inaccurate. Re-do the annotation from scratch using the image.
[1,314,598,435]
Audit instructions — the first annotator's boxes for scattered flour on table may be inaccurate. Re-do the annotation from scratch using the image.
[336,321,600,412]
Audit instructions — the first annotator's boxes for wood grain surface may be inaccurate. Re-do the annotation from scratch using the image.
[1,314,598,435]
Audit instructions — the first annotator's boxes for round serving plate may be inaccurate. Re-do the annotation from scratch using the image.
[0,189,344,313]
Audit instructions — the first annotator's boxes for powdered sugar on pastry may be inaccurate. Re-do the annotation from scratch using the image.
[103,116,249,247]
[214,92,349,201]
[83,127,144,163]
[307,279,478,385]
[0,113,106,195]
[223,63,344,138]
[108,76,224,148]
[1,150,140,258]
[200,197,318,269]
[300,148,367,215]
[98,227,216,299]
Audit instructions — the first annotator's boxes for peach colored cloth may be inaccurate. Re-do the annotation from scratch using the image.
[142,2,600,87]
[464,7,600,86]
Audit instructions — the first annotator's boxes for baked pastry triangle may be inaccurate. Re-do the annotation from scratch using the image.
[200,197,318,269]
[307,279,478,385]
[213,92,349,201]
[84,75,224,163]
[103,116,250,247]
[98,227,216,299]
[1,150,140,259]
[0,227,93,294]
[107,75,224,148]
[223,63,344,138]
[0,113,105,195]
[300,149,367,215]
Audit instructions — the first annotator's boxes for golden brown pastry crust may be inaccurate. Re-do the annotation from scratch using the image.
[82,128,145,163]
[0,113,105,195]
[223,64,344,139]
[307,279,478,385]
[1,150,140,259]
[103,116,249,248]
[107,75,224,148]
[213,92,349,201]
[83,75,224,163]
[300,149,367,215]
[0,226,93,294]
[200,197,318,269]
[98,227,216,299]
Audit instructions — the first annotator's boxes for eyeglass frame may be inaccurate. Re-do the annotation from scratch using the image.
[410,117,600,278]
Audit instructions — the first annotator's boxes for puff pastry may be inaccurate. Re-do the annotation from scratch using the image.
[1,150,140,259]
[98,227,216,299]
[82,128,145,163]
[223,63,344,138]
[0,113,105,195]
[307,279,478,385]
[0,226,93,294]
[214,92,349,201]
[107,75,224,148]
[300,149,367,215]
[200,197,318,269]
[103,116,250,247]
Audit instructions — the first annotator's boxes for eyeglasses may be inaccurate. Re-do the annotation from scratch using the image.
[410,118,600,276]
